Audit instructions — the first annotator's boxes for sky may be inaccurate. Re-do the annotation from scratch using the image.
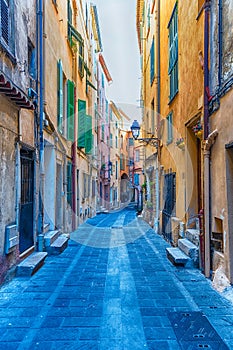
[93,0,142,122]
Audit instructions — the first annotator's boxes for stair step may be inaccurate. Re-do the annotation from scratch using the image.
[44,230,60,247]
[186,229,200,246]
[178,238,199,265]
[47,236,69,255]
[166,247,190,266]
[16,252,48,277]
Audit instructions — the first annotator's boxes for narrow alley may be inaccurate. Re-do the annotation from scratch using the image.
[0,208,232,350]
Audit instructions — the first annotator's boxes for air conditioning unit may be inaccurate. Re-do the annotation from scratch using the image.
[5,224,18,254]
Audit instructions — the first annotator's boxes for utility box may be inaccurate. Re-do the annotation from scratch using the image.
[5,224,18,254]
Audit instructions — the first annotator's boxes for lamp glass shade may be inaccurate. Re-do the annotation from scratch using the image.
[131,120,140,140]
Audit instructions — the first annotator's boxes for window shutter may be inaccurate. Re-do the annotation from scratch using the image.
[67,80,75,141]
[150,39,155,85]
[85,114,93,154]
[57,60,63,134]
[67,161,72,206]
[78,99,86,147]
[1,0,9,46]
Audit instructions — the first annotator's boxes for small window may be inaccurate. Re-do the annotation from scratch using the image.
[28,39,36,79]
[168,3,178,101]
[0,0,14,57]
[128,138,134,147]
[166,112,173,145]
[78,41,84,78]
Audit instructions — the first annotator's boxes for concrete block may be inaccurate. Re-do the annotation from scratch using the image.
[185,229,200,246]
[178,238,199,264]
[44,230,60,247]
[16,252,48,276]
[48,236,69,255]
[166,247,190,266]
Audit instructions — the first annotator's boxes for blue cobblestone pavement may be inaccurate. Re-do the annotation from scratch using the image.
[0,208,233,349]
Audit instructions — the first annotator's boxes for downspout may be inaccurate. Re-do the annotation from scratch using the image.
[72,87,77,231]
[204,129,218,277]
[154,0,161,233]
[37,0,44,250]
[204,0,210,140]
[218,0,223,89]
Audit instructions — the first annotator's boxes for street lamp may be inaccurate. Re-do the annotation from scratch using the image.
[130,120,159,148]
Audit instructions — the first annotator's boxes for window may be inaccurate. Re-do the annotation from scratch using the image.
[134,174,139,186]
[151,99,155,133]
[78,99,86,147]
[116,161,118,180]
[166,112,173,145]
[0,0,14,55]
[168,3,178,101]
[92,178,96,197]
[67,80,75,141]
[101,124,105,141]
[28,39,36,79]
[115,136,118,148]
[128,138,134,147]
[120,154,124,170]
[150,38,155,85]
[78,41,84,78]
[110,133,113,147]
[67,162,72,206]
[57,60,63,134]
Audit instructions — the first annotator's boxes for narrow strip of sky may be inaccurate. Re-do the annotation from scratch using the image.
[93,0,141,110]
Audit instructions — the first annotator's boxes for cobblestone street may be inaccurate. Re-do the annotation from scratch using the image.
[0,208,233,349]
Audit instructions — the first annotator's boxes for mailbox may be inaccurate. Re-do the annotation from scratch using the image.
[5,224,19,254]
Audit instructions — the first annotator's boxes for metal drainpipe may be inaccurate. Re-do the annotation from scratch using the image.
[218,0,223,89]
[155,0,161,233]
[37,0,44,251]
[204,0,210,140]
[204,130,218,277]
[203,0,211,277]
[72,87,77,231]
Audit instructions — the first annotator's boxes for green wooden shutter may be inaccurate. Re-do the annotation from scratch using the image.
[78,99,86,148]
[67,80,74,141]
[85,115,93,154]
[57,60,63,134]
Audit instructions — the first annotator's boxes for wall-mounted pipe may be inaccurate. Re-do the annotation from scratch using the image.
[204,0,210,140]
[37,0,45,245]
[218,0,223,89]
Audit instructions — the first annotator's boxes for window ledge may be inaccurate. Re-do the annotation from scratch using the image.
[168,91,179,105]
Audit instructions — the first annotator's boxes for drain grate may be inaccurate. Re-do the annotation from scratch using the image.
[168,312,229,349]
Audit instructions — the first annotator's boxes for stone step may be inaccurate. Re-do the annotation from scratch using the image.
[16,252,48,277]
[186,229,200,246]
[178,238,199,265]
[47,235,69,255]
[166,247,190,266]
[44,230,60,247]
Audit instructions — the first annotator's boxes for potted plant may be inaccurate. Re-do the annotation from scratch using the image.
[192,122,203,139]
[175,137,185,150]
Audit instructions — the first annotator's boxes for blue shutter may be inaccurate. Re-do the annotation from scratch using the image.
[57,60,63,134]
[67,80,75,141]
[78,99,86,148]
[134,174,139,186]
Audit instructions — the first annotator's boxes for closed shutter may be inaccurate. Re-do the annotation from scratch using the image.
[78,99,86,148]
[150,39,154,85]
[85,114,93,154]
[67,161,72,206]
[57,60,63,134]
[67,80,75,141]
[1,0,9,46]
